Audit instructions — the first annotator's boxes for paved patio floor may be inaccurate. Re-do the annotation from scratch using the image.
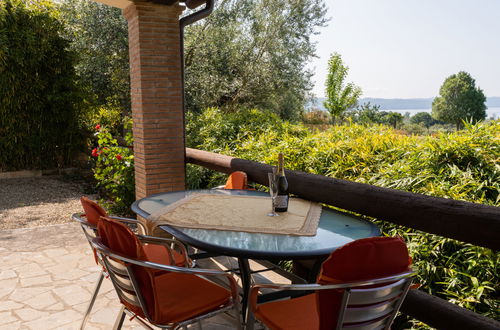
[0,223,285,329]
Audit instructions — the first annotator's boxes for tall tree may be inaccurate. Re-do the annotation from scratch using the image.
[323,52,362,123]
[184,0,328,120]
[432,71,486,130]
[59,0,130,113]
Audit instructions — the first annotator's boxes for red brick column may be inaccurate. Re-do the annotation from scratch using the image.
[124,2,185,199]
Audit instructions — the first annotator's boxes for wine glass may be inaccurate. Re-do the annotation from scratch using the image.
[267,172,279,217]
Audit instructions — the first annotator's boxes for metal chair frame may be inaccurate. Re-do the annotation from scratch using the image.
[251,270,415,330]
[72,213,192,330]
[90,237,243,330]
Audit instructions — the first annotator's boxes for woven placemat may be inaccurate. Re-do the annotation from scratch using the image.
[146,193,322,236]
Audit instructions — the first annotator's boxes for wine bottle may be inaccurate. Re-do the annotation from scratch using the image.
[274,153,289,212]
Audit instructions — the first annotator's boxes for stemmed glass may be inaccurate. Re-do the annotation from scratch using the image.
[267,172,279,217]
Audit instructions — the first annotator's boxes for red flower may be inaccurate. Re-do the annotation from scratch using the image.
[95,124,101,130]
[91,148,99,157]
[116,154,122,161]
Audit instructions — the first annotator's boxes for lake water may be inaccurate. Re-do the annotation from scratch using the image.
[383,107,500,120]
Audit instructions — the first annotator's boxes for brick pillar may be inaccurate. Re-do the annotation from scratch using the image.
[124,2,185,200]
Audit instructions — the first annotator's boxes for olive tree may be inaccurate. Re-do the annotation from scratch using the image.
[185,0,328,120]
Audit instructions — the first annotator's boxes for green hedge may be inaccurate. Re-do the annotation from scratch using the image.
[186,108,499,322]
[0,0,84,171]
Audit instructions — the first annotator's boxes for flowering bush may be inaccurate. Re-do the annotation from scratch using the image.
[91,120,135,215]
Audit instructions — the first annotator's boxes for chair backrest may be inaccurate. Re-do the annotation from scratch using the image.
[224,171,248,190]
[316,237,413,330]
[80,197,108,225]
[96,217,161,322]
[74,198,108,264]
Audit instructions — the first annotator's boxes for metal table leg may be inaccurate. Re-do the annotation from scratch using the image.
[237,257,254,329]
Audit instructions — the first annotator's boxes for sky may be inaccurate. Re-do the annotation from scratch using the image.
[309,0,500,99]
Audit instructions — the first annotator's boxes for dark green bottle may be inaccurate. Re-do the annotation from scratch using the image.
[275,153,289,212]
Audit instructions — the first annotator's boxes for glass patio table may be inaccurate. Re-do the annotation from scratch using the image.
[131,189,380,323]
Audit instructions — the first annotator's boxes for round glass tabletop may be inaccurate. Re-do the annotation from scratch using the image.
[132,189,380,259]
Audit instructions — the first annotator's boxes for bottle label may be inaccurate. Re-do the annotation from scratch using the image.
[274,195,289,209]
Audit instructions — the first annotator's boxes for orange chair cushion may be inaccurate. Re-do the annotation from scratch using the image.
[142,244,187,267]
[80,197,108,225]
[97,216,186,265]
[98,216,146,260]
[253,237,411,330]
[97,217,148,316]
[253,293,319,330]
[224,171,248,190]
[317,236,411,284]
[316,236,412,330]
[80,197,108,264]
[149,272,231,324]
[97,217,226,324]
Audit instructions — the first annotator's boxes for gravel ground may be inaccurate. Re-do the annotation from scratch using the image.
[0,176,96,230]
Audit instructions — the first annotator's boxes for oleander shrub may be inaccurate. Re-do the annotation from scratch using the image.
[0,0,85,171]
[186,107,499,322]
[91,120,134,215]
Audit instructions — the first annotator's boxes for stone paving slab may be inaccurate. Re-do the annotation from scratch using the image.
[0,223,145,329]
[0,223,288,329]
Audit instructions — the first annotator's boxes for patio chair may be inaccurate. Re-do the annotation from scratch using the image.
[224,171,249,189]
[250,236,415,330]
[212,171,250,190]
[91,216,242,330]
[73,197,191,329]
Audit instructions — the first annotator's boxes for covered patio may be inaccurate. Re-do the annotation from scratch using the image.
[86,0,499,327]
[0,0,499,328]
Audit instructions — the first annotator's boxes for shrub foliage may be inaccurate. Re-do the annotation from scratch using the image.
[0,0,84,171]
[91,121,134,215]
[186,108,499,321]
[93,107,499,321]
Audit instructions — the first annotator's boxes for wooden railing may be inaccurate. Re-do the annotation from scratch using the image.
[186,148,500,330]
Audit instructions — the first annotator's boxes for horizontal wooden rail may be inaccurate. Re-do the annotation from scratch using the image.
[186,148,500,329]
[186,148,500,250]
[402,290,500,330]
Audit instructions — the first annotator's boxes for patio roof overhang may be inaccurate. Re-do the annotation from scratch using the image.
[93,0,205,9]
[93,0,131,9]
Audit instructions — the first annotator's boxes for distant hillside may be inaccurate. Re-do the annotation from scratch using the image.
[487,96,500,107]
[358,98,433,110]
[310,97,500,111]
